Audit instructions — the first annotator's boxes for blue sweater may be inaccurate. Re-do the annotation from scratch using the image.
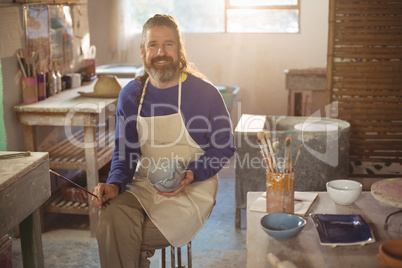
[107,74,236,191]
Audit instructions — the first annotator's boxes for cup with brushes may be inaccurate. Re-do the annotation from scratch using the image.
[147,160,186,192]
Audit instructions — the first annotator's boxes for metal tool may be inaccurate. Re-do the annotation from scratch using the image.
[0,151,31,160]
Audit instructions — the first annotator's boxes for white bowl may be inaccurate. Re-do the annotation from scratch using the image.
[326,179,362,205]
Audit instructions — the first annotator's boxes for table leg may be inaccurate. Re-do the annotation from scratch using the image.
[19,209,44,268]
[84,126,100,237]
[235,207,241,228]
[23,125,37,152]
[22,125,43,234]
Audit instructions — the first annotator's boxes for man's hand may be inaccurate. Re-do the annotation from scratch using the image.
[155,170,194,197]
[91,183,119,209]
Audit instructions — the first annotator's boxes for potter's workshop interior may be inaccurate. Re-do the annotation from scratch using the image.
[1,0,401,268]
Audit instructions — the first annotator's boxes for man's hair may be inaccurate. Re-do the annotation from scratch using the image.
[136,14,206,103]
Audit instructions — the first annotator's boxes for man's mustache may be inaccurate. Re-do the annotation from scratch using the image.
[152,56,173,64]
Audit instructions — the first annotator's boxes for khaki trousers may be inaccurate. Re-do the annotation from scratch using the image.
[96,191,170,268]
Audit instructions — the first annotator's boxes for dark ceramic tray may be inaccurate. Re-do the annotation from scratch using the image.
[310,214,375,247]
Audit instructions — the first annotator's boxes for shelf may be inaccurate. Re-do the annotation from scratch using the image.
[44,189,88,216]
[15,0,88,4]
[48,126,115,170]
[43,168,109,218]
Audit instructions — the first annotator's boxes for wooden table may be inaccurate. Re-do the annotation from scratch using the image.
[14,79,131,237]
[0,152,50,268]
[247,191,402,268]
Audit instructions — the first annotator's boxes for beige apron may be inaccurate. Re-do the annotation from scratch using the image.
[126,73,218,247]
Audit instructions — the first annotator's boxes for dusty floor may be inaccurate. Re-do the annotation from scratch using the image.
[11,161,247,268]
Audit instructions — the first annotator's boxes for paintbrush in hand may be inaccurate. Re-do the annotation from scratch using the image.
[49,169,110,206]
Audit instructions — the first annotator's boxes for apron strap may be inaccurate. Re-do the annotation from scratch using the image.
[178,73,182,110]
[137,74,183,117]
[137,78,149,117]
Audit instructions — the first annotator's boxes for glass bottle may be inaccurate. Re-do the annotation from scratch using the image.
[55,62,62,93]
[46,64,57,97]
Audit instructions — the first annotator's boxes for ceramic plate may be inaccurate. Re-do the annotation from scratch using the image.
[310,214,375,247]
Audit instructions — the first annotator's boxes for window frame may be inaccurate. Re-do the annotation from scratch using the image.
[224,0,300,33]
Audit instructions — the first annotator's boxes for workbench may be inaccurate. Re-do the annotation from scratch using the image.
[14,78,131,237]
[234,114,350,228]
[247,191,402,268]
[0,151,50,268]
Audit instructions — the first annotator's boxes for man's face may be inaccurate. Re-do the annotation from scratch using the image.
[140,26,180,84]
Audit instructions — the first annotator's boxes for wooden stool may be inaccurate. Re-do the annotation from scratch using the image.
[160,241,192,268]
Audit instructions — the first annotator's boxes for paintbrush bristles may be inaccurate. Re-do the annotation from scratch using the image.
[264,132,278,173]
[285,137,291,145]
[257,132,275,172]
[257,131,266,142]
[273,141,279,152]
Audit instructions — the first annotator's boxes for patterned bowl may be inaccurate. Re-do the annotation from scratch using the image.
[147,161,185,192]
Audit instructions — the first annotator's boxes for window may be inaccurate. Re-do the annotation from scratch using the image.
[122,0,299,34]
[226,0,299,33]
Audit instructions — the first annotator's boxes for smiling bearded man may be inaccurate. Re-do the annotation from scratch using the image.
[146,54,178,83]
[92,14,236,268]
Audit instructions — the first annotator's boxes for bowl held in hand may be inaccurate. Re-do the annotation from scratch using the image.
[147,161,186,192]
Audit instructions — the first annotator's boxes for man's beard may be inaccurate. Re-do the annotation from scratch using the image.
[144,55,179,84]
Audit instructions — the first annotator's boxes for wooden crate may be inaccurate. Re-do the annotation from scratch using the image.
[326,0,402,175]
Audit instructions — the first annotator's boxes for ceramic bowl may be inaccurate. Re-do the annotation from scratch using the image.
[326,179,362,205]
[147,161,185,192]
[376,239,402,268]
[260,213,306,240]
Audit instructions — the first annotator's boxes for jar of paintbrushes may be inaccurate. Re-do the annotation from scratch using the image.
[257,131,302,214]
[16,49,40,103]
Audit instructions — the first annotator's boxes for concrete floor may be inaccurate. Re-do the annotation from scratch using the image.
[11,160,247,268]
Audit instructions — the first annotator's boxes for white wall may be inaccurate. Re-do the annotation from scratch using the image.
[88,0,329,124]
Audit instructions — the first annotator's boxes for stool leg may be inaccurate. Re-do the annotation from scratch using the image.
[187,241,192,268]
[177,247,182,267]
[160,248,166,268]
[170,246,175,268]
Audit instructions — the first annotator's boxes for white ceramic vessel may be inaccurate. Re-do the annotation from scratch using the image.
[326,179,362,205]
